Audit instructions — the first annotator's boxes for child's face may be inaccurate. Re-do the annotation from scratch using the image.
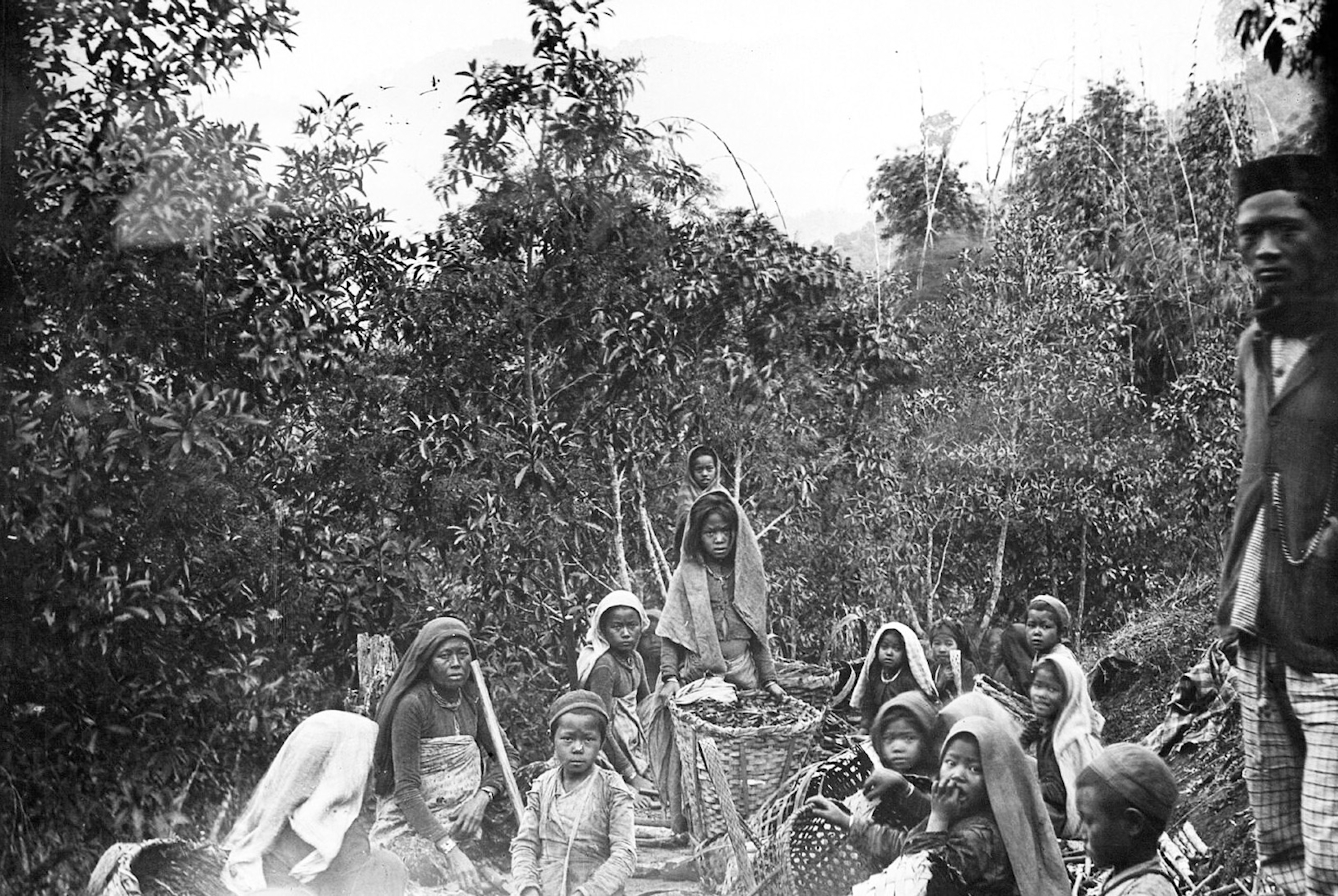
[876,631,906,671]
[938,734,988,815]
[877,716,927,772]
[699,510,734,561]
[1026,609,1062,654]
[553,711,604,780]
[929,632,958,664]
[1077,782,1137,868]
[1029,662,1067,722]
[600,606,643,654]
[690,455,717,489]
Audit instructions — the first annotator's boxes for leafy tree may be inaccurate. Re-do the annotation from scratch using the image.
[2,4,411,891]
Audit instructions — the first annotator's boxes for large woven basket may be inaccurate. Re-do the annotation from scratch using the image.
[672,695,823,888]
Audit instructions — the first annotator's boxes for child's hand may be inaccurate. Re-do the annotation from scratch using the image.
[805,795,852,829]
[863,768,909,801]
[927,778,968,831]
[658,677,680,700]
[765,681,787,701]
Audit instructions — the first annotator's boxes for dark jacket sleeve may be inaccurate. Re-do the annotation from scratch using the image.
[660,638,687,682]
[469,697,510,795]
[390,691,449,843]
[752,629,778,685]
[901,815,1011,890]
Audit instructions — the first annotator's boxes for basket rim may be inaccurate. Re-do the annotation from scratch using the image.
[670,694,823,738]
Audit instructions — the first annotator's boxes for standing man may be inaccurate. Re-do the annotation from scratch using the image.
[1220,154,1338,896]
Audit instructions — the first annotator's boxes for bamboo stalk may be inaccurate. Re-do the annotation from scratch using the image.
[469,660,525,819]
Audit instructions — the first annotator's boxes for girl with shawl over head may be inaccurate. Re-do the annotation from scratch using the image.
[670,444,722,558]
[576,591,656,804]
[656,488,785,699]
[222,711,407,896]
[371,617,515,891]
[850,622,939,733]
[1023,650,1104,840]
[852,717,1070,896]
[511,690,637,896]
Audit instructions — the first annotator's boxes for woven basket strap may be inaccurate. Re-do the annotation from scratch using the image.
[699,735,757,894]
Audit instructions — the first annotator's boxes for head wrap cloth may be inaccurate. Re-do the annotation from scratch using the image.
[940,717,1070,896]
[1082,742,1179,824]
[1235,153,1338,217]
[850,622,939,708]
[657,487,769,674]
[222,711,378,893]
[372,616,477,794]
[576,591,649,686]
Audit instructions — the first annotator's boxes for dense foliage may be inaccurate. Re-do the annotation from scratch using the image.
[0,1,1293,893]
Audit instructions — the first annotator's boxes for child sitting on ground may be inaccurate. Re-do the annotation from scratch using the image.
[850,622,938,732]
[806,692,938,865]
[994,595,1078,694]
[927,618,978,701]
[853,716,1069,896]
[1076,743,1180,896]
[512,691,637,896]
[1024,651,1103,840]
[576,590,656,803]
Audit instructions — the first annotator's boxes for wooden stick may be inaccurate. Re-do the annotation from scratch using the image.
[470,659,525,819]
[1187,867,1223,896]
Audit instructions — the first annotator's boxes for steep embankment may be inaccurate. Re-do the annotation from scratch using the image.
[1094,576,1254,888]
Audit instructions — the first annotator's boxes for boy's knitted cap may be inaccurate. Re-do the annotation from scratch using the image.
[1028,595,1070,632]
[1081,742,1179,824]
[1235,154,1338,214]
[548,689,609,733]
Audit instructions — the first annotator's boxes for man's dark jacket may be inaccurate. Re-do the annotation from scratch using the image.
[1218,322,1338,672]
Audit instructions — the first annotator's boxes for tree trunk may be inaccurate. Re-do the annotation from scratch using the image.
[354,633,398,717]
[632,461,671,595]
[979,516,1009,632]
[607,444,632,591]
[1076,518,1089,650]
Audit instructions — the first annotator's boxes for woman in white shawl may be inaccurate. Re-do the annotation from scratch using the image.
[222,711,406,896]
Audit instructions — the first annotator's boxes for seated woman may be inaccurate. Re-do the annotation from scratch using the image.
[371,617,514,891]
[222,711,406,896]
[656,488,786,698]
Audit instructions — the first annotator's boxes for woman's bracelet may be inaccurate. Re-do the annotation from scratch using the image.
[436,835,458,855]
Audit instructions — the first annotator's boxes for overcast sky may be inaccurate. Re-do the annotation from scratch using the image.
[198,1,1271,245]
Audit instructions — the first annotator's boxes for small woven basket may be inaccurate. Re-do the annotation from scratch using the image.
[672,695,823,888]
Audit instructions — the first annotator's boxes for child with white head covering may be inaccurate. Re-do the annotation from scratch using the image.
[576,590,655,797]
[850,622,939,732]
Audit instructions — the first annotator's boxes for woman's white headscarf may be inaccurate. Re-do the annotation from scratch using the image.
[576,590,649,686]
[849,622,938,709]
[222,710,377,893]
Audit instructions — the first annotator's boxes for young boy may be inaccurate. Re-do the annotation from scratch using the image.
[511,691,637,896]
[996,595,1077,693]
[1075,743,1180,896]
